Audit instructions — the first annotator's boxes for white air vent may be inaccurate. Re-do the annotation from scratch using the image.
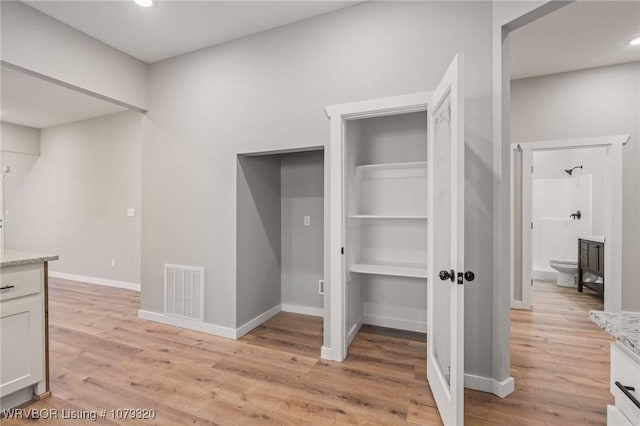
[164,264,204,321]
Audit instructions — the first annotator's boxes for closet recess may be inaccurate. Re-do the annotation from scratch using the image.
[343,111,429,347]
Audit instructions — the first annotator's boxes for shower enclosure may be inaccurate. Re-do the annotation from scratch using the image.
[532,174,592,281]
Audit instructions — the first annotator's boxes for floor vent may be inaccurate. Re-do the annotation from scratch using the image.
[164,264,204,321]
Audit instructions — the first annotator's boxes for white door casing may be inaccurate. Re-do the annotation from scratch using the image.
[427,53,465,426]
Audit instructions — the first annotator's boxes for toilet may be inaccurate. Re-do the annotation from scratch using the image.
[549,259,578,287]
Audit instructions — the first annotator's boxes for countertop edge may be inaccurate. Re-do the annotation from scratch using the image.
[1,254,59,268]
[590,310,640,358]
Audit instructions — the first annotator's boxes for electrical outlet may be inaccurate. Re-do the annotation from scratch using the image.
[318,279,324,295]
[111,259,116,268]
[304,216,311,226]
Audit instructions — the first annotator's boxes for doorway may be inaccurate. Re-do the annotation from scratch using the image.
[236,148,325,355]
[511,139,626,312]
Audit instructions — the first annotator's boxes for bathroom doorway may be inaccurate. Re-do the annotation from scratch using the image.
[510,136,626,312]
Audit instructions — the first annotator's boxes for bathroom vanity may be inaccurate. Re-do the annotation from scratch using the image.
[578,236,605,296]
[0,250,58,411]
[590,311,640,426]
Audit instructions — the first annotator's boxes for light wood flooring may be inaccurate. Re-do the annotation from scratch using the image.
[3,278,612,425]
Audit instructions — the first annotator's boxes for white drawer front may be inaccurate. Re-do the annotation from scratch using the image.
[611,343,640,425]
[0,264,43,302]
[608,405,633,426]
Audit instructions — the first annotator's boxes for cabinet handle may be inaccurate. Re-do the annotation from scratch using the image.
[0,285,15,290]
[615,381,640,409]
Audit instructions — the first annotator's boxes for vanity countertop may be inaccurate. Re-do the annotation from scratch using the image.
[590,310,640,357]
[1,250,59,268]
[578,235,605,243]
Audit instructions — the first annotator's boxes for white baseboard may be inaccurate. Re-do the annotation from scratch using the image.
[464,373,515,398]
[137,309,235,339]
[510,300,531,310]
[363,314,427,333]
[50,271,141,291]
[281,304,324,318]
[320,345,334,360]
[347,318,362,347]
[532,269,556,282]
[362,302,427,333]
[235,305,282,339]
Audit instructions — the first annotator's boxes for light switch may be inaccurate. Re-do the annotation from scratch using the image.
[304,216,311,226]
[127,208,135,217]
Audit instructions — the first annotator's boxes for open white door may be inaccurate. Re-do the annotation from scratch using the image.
[427,54,467,426]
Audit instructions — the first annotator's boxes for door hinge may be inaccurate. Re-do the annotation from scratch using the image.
[531,222,534,229]
[531,165,534,173]
[341,247,344,255]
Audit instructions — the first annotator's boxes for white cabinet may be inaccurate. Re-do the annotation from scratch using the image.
[609,342,640,426]
[0,263,46,410]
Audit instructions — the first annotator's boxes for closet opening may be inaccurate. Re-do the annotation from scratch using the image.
[236,147,325,357]
[343,111,429,356]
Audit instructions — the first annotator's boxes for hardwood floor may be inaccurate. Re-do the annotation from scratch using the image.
[2,278,612,425]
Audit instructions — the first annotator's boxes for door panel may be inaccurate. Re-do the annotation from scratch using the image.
[427,53,465,426]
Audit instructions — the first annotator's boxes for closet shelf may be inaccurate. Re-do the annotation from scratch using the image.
[355,161,428,177]
[349,215,428,220]
[349,262,428,279]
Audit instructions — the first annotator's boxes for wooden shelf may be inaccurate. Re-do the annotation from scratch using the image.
[349,215,428,220]
[355,161,428,178]
[349,262,428,279]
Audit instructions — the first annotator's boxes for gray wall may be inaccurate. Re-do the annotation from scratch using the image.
[511,61,640,310]
[3,111,142,284]
[236,155,282,326]
[1,122,41,155]
[281,150,324,311]
[142,1,495,378]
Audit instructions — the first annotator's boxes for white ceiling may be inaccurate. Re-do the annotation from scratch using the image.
[25,0,360,64]
[511,1,640,80]
[0,66,127,129]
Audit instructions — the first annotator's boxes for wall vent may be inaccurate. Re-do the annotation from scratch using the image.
[164,264,204,321]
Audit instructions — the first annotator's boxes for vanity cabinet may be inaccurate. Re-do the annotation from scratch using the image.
[578,238,604,296]
[0,258,52,411]
[608,342,640,426]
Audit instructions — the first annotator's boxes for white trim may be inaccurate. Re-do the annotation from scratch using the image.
[325,91,432,119]
[515,134,629,151]
[510,300,530,310]
[464,374,515,398]
[320,346,333,359]
[363,314,427,334]
[235,305,282,339]
[346,318,362,348]
[49,271,140,291]
[137,309,235,339]
[532,270,556,282]
[281,304,324,318]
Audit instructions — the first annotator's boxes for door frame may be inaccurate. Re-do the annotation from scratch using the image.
[322,91,432,362]
[510,135,628,311]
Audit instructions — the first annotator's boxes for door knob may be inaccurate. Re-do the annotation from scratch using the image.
[464,271,475,282]
[439,269,455,282]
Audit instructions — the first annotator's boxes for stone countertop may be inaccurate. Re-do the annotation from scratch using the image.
[579,235,605,243]
[1,250,59,268]
[590,310,640,358]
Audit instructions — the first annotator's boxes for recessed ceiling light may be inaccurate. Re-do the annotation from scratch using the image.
[133,0,153,7]
[630,36,640,46]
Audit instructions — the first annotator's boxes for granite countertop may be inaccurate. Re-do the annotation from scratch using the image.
[579,235,605,243]
[1,250,59,268]
[590,310,640,357]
